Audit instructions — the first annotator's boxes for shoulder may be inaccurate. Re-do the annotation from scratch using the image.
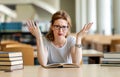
[67,35,76,41]
[66,35,76,47]
[67,35,76,45]
[43,36,51,45]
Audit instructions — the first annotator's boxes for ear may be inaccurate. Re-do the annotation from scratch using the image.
[50,25,54,31]
[50,25,54,30]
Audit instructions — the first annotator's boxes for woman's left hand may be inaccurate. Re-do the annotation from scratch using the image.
[77,22,93,38]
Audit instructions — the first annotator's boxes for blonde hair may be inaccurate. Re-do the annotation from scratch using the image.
[46,10,72,41]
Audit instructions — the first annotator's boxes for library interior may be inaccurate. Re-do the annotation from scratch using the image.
[0,0,120,77]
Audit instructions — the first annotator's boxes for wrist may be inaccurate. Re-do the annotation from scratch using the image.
[76,37,82,44]
[75,44,82,48]
[76,34,82,40]
[76,33,82,38]
[36,36,42,41]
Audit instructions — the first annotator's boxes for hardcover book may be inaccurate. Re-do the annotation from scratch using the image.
[0,57,22,61]
[101,58,120,62]
[0,51,22,57]
[0,64,23,72]
[0,60,23,65]
[103,52,120,58]
[101,64,120,67]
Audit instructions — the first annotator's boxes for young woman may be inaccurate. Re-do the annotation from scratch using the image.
[27,10,93,66]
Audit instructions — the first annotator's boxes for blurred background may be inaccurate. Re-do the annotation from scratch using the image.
[1,0,120,34]
[0,0,120,49]
[1,0,120,64]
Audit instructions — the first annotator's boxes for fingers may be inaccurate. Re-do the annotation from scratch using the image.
[26,19,42,37]
[26,20,33,32]
[86,22,93,31]
[26,19,37,36]
[83,22,93,32]
[81,24,87,32]
[27,20,35,29]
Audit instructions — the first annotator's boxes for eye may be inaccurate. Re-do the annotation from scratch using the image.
[54,25,59,27]
[62,26,68,28]
[56,25,60,28]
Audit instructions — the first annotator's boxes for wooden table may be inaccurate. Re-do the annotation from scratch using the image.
[83,49,103,64]
[83,49,103,57]
[115,44,120,52]
[0,40,19,50]
[0,64,120,77]
[92,35,120,52]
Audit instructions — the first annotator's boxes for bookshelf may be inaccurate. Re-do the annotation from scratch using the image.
[0,31,47,45]
[0,22,47,45]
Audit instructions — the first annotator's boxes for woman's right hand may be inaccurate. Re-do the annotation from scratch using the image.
[26,19,42,39]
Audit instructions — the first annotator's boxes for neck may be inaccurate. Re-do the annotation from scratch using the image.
[53,38,66,47]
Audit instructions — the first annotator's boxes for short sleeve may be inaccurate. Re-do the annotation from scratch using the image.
[67,35,76,47]
[42,36,50,47]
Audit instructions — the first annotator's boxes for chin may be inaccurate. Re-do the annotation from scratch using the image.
[58,35,66,38]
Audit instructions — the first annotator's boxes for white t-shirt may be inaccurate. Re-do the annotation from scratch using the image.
[43,35,76,64]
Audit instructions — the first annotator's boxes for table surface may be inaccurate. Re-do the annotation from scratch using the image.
[0,64,120,77]
[82,49,103,57]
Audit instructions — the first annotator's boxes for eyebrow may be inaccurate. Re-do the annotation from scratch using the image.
[54,25,68,26]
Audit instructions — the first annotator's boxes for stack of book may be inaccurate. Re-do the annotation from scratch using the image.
[101,52,120,66]
[0,51,23,72]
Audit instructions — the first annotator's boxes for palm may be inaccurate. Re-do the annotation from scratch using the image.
[26,20,42,38]
[77,22,93,37]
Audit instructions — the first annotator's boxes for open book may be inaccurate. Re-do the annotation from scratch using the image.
[43,63,80,68]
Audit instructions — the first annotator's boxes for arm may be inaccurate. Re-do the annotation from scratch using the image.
[26,20,48,66]
[71,22,93,65]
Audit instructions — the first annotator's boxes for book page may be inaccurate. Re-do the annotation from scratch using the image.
[44,63,80,68]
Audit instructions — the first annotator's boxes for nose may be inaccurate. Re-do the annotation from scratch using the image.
[59,27,63,31]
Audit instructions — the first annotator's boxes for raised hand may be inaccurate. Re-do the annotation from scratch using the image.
[77,22,93,38]
[26,19,42,39]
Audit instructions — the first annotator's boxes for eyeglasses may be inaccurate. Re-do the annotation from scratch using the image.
[54,25,69,31]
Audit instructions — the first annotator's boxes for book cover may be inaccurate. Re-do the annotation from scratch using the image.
[0,64,23,71]
[0,60,23,65]
[0,51,22,57]
[44,63,80,68]
[101,64,120,67]
[0,56,23,61]
[103,52,120,58]
[101,61,120,64]
[101,58,120,62]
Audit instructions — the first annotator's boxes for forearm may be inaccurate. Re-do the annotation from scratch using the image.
[72,22,92,64]
[26,20,48,66]
[73,35,82,65]
[36,37,48,66]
